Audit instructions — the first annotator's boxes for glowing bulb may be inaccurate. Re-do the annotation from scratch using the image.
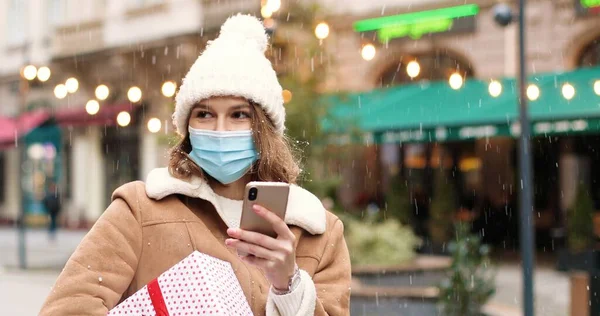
[117,111,131,127]
[449,73,464,90]
[54,84,68,99]
[65,77,79,93]
[147,118,162,133]
[23,65,37,81]
[406,61,421,78]
[562,83,575,100]
[594,80,600,96]
[95,85,110,100]
[27,143,45,160]
[282,89,293,103]
[265,0,281,12]
[489,80,502,97]
[527,84,540,101]
[85,100,100,115]
[37,67,51,82]
[261,6,273,18]
[161,81,177,97]
[361,44,376,61]
[315,22,330,40]
[127,86,142,103]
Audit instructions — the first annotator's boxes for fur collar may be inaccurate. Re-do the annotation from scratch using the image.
[144,168,326,235]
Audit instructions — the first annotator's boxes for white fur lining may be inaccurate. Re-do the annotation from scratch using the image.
[145,168,326,235]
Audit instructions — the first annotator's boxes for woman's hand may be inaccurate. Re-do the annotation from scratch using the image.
[225,204,296,291]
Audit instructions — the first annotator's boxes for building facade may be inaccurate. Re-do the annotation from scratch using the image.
[0,0,260,226]
[0,0,599,232]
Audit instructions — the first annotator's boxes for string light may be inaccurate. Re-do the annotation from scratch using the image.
[527,84,540,101]
[361,44,376,61]
[282,89,293,103]
[147,118,162,133]
[128,86,142,103]
[562,83,575,100]
[117,111,131,127]
[315,22,330,40]
[54,84,68,99]
[65,77,79,93]
[85,100,100,115]
[406,61,420,78]
[161,81,177,97]
[489,80,502,97]
[449,73,464,90]
[95,85,110,100]
[37,67,51,82]
[23,65,37,81]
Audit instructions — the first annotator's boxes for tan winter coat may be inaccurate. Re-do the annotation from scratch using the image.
[39,168,351,315]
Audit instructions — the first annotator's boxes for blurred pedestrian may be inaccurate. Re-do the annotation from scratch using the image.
[42,182,61,241]
[40,14,351,316]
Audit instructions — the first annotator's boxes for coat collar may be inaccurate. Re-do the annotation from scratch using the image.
[144,168,326,235]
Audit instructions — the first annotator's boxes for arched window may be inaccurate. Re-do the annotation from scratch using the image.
[378,50,474,88]
[578,37,600,67]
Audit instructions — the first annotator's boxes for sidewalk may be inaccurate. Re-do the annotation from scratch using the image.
[0,228,86,315]
[485,263,570,316]
[0,227,86,270]
[0,269,60,315]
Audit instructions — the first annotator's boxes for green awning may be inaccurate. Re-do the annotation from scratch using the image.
[325,67,600,143]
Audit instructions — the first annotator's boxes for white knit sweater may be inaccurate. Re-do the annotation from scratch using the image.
[145,168,321,316]
[213,195,310,316]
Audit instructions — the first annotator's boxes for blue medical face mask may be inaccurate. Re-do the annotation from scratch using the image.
[188,127,259,185]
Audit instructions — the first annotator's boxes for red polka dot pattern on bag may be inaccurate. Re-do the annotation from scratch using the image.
[107,285,156,316]
[108,251,253,315]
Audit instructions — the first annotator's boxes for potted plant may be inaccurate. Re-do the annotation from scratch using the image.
[384,172,413,225]
[343,213,421,266]
[558,183,598,271]
[439,224,496,316]
[428,170,457,253]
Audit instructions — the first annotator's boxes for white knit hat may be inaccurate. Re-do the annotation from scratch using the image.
[173,14,285,136]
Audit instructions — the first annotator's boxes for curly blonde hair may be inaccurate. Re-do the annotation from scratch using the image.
[168,102,301,184]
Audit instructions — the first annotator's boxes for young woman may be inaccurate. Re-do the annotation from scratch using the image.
[40,14,351,316]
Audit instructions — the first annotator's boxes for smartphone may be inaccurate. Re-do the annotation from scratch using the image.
[240,182,290,238]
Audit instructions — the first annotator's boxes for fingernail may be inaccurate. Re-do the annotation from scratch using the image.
[252,205,261,212]
[227,228,238,236]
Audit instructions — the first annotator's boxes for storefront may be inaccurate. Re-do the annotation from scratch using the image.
[327,65,600,247]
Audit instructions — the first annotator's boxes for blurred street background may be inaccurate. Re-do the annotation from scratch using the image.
[0,0,599,315]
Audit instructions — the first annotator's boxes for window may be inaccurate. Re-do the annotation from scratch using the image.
[47,0,65,26]
[47,0,105,26]
[6,0,26,46]
[102,110,141,207]
[131,0,163,7]
[403,143,428,192]
[578,37,600,67]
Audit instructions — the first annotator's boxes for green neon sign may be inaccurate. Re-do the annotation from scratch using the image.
[353,4,480,33]
[581,0,600,8]
[378,18,454,41]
